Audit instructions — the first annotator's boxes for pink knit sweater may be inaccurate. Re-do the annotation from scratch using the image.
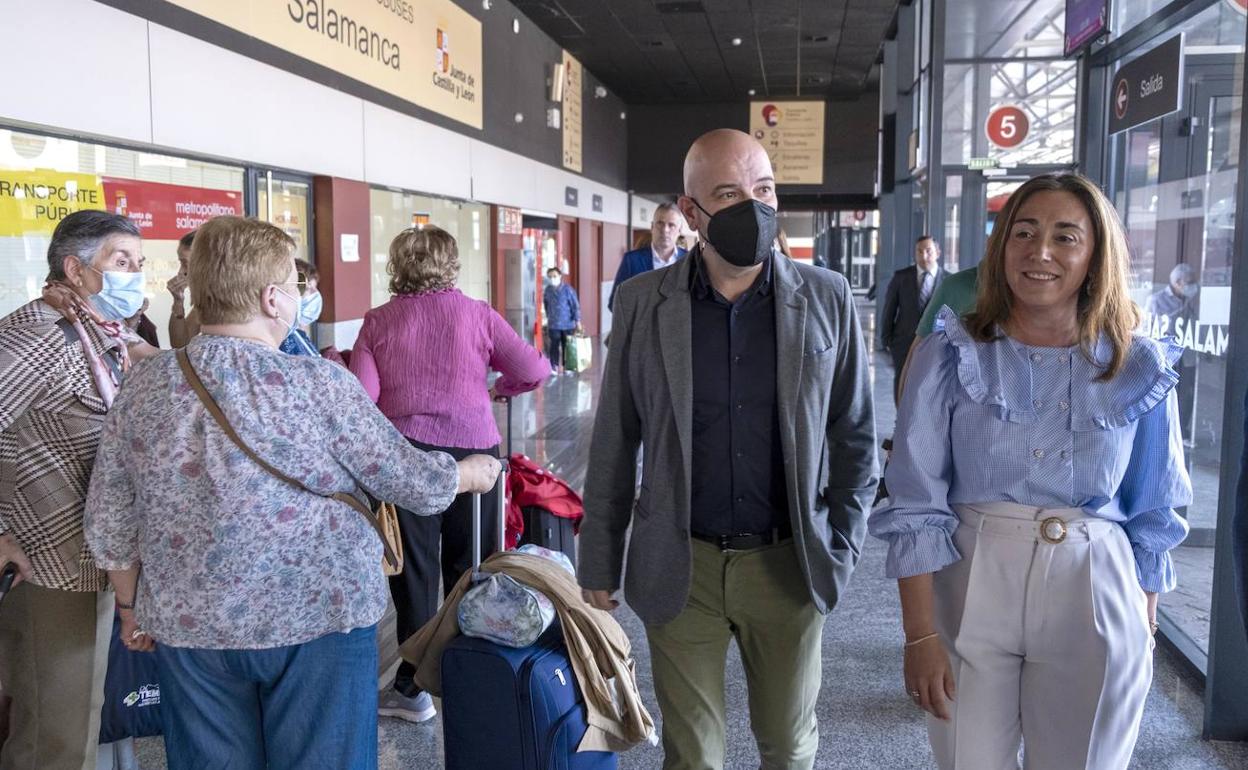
[350,289,551,449]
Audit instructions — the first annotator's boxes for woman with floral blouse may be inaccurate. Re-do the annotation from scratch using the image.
[84,216,501,769]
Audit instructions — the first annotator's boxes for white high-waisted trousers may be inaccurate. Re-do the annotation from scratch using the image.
[928,501,1154,770]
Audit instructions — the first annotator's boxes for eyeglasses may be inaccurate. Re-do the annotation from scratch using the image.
[279,271,309,293]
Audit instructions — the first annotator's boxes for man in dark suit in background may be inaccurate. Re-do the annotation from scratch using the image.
[880,235,946,403]
[608,203,687,311]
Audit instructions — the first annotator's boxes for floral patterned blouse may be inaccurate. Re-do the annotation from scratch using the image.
[85,335,460,649]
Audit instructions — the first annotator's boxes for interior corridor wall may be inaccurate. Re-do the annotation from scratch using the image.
[0,0,636,349]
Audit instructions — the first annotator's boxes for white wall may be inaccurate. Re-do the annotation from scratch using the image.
[0,0,631,225]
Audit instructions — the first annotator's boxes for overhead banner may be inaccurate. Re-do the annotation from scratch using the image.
[561,51,583,173]
[102,179,242,240]
[749,101,826,185]
[164,0,484,129]
[0,169,105,236]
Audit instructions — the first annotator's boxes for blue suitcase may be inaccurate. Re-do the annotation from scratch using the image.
[440,473,617,770]
[441,624,617,770]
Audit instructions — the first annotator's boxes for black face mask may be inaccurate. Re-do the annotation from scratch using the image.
[692,198,778,268]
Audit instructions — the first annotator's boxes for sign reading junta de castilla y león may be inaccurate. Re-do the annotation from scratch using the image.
[164,0,484,129]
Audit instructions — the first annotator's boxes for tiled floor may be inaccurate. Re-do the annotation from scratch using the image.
[135,300,1248,769]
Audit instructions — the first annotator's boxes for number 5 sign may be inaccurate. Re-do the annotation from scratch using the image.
[986,105,1030,149]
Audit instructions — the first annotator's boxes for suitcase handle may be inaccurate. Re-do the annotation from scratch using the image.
[496,394,512,460]
[470,466,508,572]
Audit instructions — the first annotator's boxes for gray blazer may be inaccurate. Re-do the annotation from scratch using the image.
[578,253,878,626]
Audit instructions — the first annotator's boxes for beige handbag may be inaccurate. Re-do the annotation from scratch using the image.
[176,348,404,575]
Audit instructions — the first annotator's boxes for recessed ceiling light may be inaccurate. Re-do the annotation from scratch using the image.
[731,37,743,46]
[514,112,524,123]
[512,18,520,34]
[482,0,491,8]
[748,88,756,96]
[620,111,627,120]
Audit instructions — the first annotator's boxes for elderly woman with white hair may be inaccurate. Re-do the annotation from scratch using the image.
[83,216,502,768]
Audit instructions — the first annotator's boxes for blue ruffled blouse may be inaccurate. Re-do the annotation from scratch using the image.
[869,307,1191,592]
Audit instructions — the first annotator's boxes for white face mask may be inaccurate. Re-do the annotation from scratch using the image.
[89,267,145,321]
[549,275,562,286]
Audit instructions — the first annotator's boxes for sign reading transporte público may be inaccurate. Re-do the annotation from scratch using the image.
[164,0,483,129]
[0,170,105,236]
[749,101,826,186]
[561,51,583,173]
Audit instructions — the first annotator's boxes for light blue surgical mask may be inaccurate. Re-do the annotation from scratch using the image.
[89,268,145,321]
[274,286,302,337]
[298,290,323,327]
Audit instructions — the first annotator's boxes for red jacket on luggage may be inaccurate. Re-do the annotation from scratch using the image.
[505,454,583,547]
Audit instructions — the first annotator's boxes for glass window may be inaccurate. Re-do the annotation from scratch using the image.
[368,188,490,308]
[1114,0,1186,42]
[1108,3,1245,655]
[255,177,312,263]
[0,128,244,343]
[987,60,1077,165]
[941,60,1077,167]
[943,174,962,273]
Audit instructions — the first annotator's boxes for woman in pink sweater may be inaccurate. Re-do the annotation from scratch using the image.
[350,226,550,723]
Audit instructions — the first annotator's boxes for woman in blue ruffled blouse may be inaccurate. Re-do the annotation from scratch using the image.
[870,174,1190,770]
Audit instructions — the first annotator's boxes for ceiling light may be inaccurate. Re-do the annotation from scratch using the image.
[594,85,608,98]
[731,37,742,46]
[482,0,491,8]
[514,112,524,123]
[748,88,756,96]
[512,18,520,34]
[620,111,627,120]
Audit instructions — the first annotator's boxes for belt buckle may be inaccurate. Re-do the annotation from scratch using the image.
[1039,517,1068,544]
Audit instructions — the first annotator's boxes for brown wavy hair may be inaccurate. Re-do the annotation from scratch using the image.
[387,225,459,295]
[964,173,1139,381]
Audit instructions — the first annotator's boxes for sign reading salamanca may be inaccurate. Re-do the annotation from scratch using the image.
[164,0,484,129]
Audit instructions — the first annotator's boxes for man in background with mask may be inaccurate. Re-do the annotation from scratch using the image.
[0,210,145,770]
[1146,262,1199,443]
[278,257,323,357]
[579,129,877,769]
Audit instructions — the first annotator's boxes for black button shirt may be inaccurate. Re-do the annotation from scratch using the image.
[689,251,790,537]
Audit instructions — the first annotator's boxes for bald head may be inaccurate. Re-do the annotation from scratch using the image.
[682,129,775,200]
[677,129,780,271]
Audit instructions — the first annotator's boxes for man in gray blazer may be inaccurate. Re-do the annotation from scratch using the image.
[579,129,877,770]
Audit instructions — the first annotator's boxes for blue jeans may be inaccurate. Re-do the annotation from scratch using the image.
[154,625,378,770]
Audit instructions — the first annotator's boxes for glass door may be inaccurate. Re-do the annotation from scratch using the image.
[253,171,314,263]
[1112,50,1241,659]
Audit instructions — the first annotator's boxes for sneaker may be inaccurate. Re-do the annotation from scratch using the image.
[378,688,437,723]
